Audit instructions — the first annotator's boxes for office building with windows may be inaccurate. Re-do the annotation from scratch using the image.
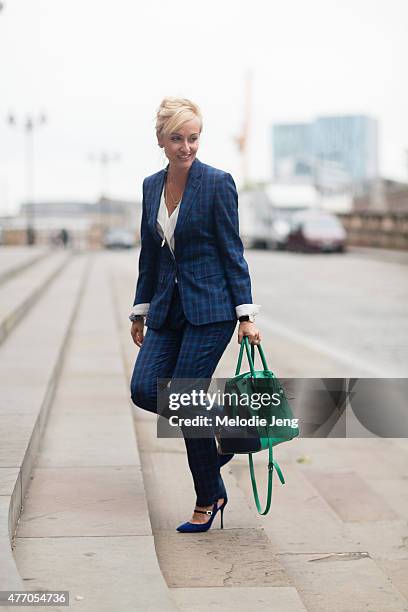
[272,115,379,194]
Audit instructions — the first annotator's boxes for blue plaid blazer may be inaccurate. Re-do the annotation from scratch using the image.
[133,157,253,329]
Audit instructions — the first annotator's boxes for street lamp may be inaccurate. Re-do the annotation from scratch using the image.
[88,151,121,230]
[88,151,121,199]
[7,111,47,245]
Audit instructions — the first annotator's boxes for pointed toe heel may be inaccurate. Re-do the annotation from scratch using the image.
[176,498,228,533]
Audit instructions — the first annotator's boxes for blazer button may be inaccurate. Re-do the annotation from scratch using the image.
[175,277,178,283]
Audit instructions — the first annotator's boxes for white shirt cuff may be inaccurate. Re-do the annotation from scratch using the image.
[235,304,261,319]
[130,303,150,317]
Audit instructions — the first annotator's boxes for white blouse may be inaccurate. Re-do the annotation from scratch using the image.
[156,182,179,256]
[131,183,261,320]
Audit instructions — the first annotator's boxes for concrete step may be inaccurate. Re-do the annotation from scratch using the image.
[0,250,72,345]
[12,253,178,612]
[0,246,51,285]
[230,446,408,612]
[0,254,89,600]
[106,249,408,611]
[108,252,308,612]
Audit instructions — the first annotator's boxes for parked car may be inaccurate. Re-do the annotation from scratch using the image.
[103,227,135,249]
[269,209,299,250]
[286,210,347,253]
[239,185,318,250]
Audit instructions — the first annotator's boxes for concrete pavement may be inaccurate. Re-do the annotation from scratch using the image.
[0,246,407,611]
[110,248,408,612]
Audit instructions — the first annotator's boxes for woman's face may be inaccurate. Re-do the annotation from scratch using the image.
[158,118,201,170]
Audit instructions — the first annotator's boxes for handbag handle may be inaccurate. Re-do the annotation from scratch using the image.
[235,336,270,376]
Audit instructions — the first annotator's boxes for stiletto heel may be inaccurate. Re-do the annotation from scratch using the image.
[176,497,228,533]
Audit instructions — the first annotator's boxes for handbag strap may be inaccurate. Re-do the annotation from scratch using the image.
[236,337,284,514]
[248,438,286,515]
[235,336,271,376]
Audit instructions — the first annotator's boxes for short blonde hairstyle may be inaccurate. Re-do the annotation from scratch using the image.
[156,97,203,138]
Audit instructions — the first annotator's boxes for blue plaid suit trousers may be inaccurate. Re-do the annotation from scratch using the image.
[130,284,236,506]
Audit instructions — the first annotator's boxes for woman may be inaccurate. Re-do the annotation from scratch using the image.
[130,97,261,533]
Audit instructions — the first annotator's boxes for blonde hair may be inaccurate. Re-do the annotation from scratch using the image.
[156,97,203,138]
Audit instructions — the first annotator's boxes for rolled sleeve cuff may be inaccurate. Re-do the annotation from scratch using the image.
[130,303,150,317]
[235,304,261,319]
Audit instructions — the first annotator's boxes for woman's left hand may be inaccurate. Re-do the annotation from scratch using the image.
[238,321,261,345]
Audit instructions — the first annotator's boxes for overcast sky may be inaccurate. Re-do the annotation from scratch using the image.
[1,0,407,214]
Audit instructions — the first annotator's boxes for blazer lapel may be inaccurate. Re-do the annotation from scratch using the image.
[174,157,203,240]
[147,168,167,244]
[147,157,203,246]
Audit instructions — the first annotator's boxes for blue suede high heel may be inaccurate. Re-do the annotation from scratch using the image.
[176,497,228,533]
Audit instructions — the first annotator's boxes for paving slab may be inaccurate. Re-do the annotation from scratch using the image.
[61,354,124,378]
[37,410,139,467]
[372,440,408,479]
[0,415,39,467]
[17,466,150,537]
[0,384,47,417]
[45,376,134,408]
[271,438,407,481]
[170,586,307,612]
[348,246,408,266]
[375,559,408,601]
[277,551,408,612]
[0,471,22,546]
[0,251,70,345]
[0,468,20,495]
[14,536,178,612]
[0,246,50,284]
[344,520,408,561]
[0,496,9,537]
[364,476,408,520]
[0,536,25,592]
[156,529,291,589]
[231,461,358,553]
[303,469,398,522]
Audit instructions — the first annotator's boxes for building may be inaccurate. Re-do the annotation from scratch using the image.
[0,197,141,247]
[272,115,379,195]
[272,123,313,182]
[353,178,408,213]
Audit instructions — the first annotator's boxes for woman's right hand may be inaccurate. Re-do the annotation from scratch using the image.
[130,320,145,347]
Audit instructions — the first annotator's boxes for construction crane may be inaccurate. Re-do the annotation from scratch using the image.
[234,69,252,188]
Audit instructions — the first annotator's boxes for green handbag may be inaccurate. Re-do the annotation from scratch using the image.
[219,336,299,515]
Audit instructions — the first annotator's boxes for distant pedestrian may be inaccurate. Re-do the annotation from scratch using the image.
[26,225,36,246]
[59,228,69,248]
